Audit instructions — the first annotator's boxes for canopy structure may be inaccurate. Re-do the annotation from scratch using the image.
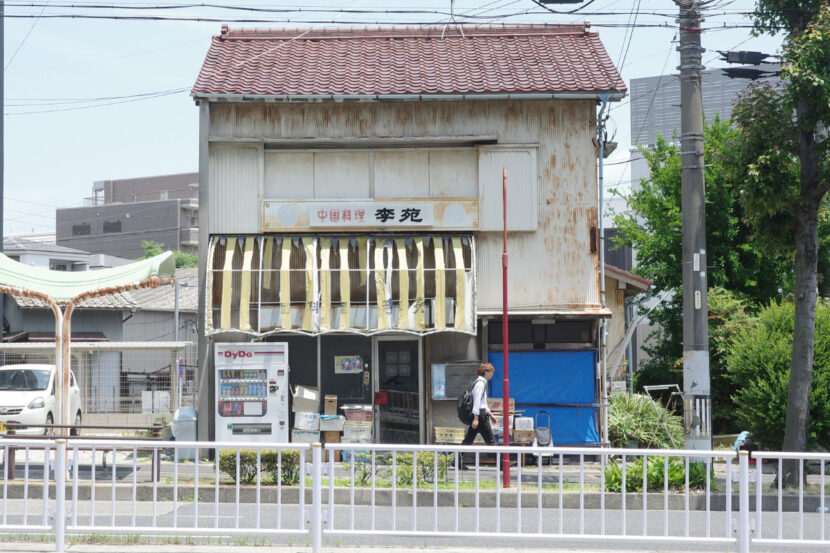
[0,250,176,434]
[206,235,476,336]
[0,251,176,303]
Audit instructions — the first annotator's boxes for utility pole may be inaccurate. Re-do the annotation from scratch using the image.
[1,0,5,342]
[676,0,712,450]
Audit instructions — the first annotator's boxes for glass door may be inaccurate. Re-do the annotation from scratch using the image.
[376,338,421,443]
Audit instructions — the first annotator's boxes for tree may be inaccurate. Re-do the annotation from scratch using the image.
[725,299,830,452]
[141,240,198,268]
[612,118,791,431]
[733,0,830,484]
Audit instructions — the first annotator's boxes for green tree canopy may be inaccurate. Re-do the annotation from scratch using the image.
[141,240,198,268]
[735,2,830,478]
[612,118,792,428]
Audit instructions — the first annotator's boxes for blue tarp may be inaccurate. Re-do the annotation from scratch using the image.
[488,351,599,445]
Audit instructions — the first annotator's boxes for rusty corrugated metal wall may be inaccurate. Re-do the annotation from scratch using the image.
[208,100,599,311]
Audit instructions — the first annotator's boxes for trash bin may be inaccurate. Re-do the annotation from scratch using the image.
[170,406,198,460]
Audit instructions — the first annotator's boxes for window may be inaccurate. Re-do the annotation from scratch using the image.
[72,223,91,236]
[103,220,122,233]
[50,262,69,271]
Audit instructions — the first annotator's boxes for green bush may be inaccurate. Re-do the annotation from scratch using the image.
[726,300,830,450]
[219,449,301,485]
[388,452,449,486]
[604,456,711,492]
[262,449,301,485]
[608,393,684,449]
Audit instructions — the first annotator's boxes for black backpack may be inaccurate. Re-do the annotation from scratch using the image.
[457,379,477,425]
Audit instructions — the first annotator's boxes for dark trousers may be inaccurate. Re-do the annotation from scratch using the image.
[462,409,496,446]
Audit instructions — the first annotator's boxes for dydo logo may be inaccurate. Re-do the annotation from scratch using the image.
[218,350,253,360]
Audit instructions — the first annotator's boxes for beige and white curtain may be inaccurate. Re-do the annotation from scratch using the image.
[206,235,475,336]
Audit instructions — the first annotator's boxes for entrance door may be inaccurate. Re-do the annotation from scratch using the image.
[375,338,422,443]
[319,335,373,411]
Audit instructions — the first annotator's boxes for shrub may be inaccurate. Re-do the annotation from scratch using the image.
[726,300,830,450]
[372,452,452,487]
[219,449,302,485]
[262,449,301,485]
[608,393,684,449]
[604,456,711,492]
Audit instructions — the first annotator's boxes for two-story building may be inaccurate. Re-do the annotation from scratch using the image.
[192,24,627,445]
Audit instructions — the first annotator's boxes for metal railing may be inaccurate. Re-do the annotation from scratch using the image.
[1,439,828,552]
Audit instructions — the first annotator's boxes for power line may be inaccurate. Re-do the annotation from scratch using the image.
[5,88,188,115]
[4,0,50,70]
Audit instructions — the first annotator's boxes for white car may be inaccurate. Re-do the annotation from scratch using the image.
[0,364,82,436]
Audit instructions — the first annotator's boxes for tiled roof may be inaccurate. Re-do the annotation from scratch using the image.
[127,268,198,313]
[193,25,626,98]
[12,292,137,310]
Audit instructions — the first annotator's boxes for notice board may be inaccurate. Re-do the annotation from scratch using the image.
[431,361,478,400]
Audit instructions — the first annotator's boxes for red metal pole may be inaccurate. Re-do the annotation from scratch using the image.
[502,167,511,488]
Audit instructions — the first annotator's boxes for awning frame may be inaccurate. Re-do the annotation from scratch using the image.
[206,234,477,337]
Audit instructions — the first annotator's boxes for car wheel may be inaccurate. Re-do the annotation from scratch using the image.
[71,411,82,436]
[45,413,55,436]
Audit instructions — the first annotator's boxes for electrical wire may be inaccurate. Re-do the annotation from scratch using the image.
[5,0,51,71]
[531,0,599,15]
[5,88,188,115]
[615,0,642,74]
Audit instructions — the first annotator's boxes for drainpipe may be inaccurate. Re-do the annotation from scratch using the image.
[597,93,610,446]
[625,299,634,393]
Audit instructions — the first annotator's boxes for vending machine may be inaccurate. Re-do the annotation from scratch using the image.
[214,342,290,442]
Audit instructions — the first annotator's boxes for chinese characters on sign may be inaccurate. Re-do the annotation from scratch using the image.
[309,202,434,227]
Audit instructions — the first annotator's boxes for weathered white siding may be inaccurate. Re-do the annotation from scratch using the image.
[264,151,314,199]
[209,143,261,234]
[209,100,599,310]
[478,146,537,231]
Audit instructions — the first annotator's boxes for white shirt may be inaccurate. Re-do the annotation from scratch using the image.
[471,376,490,415]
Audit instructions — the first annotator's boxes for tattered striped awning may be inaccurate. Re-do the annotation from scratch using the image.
[207,235,475,336]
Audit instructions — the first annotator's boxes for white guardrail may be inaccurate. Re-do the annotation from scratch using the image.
[0,438,828,552]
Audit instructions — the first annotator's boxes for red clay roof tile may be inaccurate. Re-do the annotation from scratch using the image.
[193,25,626,98]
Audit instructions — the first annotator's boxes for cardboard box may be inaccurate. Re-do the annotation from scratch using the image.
[324,395,338,415]
[343,420,373,441]
[493,414,514,430]
[323,431,341,462]
[434,426,466,444]
[514,417,534,431]
[340,435,371,463]
[291,429,319,444]
[488,397,515,414]
[512,429,535,443]
[292,385,319,413]
[294,411,320,431]
[320,414,345,431]
[342,404,373,421]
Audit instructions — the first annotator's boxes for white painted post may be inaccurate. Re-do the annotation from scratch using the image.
[737,450,750,553]
[311,443,322,553]
[55,439,66,552]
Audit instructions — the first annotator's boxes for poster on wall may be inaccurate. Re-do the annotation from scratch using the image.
[335,355,364,374]
[431,364,447,398]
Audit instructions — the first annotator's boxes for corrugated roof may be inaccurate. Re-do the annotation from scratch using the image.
[4,237,88,256]
[193,24,626,98]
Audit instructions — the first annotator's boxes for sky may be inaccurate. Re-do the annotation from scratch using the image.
[2,0,784,236]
